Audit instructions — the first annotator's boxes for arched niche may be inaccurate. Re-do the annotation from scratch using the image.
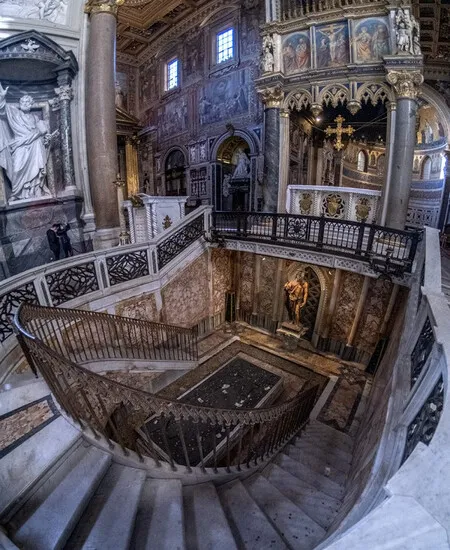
[357,150,369,173]
[164,148,187,196]
[285,262,328,343]
[210,130,260,211]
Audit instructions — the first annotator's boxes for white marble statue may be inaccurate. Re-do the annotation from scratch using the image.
[0,83,55,201]
[261,35,275,73]
[395,8,421,56]
[0,0,68,23]
[232,150,250,179]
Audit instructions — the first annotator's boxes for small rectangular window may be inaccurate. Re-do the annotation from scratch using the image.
[166,58,178,90]
[217,28,234,64]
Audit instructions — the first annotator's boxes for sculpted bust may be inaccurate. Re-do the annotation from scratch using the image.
[0,82,54,201]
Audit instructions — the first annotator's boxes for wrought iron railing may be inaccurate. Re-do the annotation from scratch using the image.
[212,212,421,271]
[279,0,386,21]
[14,305,319,474]
[16,304,198,374]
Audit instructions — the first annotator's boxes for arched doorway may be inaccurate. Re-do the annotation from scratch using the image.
[215,136,251,211]
[165,149,187,196]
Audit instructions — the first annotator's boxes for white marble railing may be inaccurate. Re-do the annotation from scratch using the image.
[322,227,450,548]
[286,185,381,224]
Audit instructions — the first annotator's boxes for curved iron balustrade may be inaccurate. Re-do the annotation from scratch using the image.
[14,303,319,474]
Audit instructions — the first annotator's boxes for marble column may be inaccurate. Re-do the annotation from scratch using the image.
[125,136,139,196]
[55,72,76,194]
[260,87,284,213]
[277,109,290,212]
[379,101,396,225]
[85,0,121,243]
[385,70,423,230]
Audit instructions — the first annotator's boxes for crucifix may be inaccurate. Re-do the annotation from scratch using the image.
[325,115,355,151]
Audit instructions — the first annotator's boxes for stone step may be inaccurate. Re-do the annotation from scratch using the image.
[218,479,288,550]
[303,425,354,454]
[292,437,352,470]
[183,482,237,550]
[275,453,345,501]
[12,446,111,550]
[307,420,354,448]
[131,479,184,550]
[0,416,81,517]
[300,432,354,457]
[285,445,348,486]
[263,463,341,530]
[244,474,326,550]
[65,464,146,550]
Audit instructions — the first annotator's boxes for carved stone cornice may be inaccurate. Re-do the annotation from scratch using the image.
[386,70,424,100]
[259,86,284,108]
[54,85,73,102]
[85,0,124,18]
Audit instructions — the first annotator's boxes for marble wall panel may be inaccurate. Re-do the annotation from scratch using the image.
[162,253,209,327]
[354,278,393,351]
[330,271,364,341]
[239,252,255,312]
[115,292,158,322]
[211,248,233,315]
[258,256,278,315]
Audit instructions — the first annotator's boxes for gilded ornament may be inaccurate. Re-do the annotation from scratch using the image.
[85,0,124,17]
[324,115,354,151]
[355,197,371,222]
[299,193,312,214]
[386,70,423,99]
[324,193,344,217]
[259,86,284,108]
[162,215,172,229]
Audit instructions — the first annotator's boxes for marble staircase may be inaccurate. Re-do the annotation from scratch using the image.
[1,419,354,550]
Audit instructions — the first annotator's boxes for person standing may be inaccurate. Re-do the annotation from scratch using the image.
[46,224,61,261]
[56,223,73,258]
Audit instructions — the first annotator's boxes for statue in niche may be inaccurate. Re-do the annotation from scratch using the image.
[0,83,57,201]
[284,271,309,327]
[115,81,125,109]
[261,35,274,73]
[232,150,250,179]
[395,8,420,55]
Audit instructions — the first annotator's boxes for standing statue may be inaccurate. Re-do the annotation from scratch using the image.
[232,150,250,179]
[284,271,309,326]
[261,35,274,73]
[0,83,56,201]
[395,7,416,55]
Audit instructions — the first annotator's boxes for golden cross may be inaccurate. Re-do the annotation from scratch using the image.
[325,115,355,151]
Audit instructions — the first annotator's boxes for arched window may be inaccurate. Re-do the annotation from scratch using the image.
[357,150,368,173]
[421,156,432,180]
[377,154,386,176]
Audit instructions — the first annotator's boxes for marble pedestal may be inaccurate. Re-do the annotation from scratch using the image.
[276,322,309,351]
[0,197,90,280]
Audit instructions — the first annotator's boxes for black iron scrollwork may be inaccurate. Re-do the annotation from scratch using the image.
[157,215,204,270]
[46,263,99,306]
[106,250,149,286]
[402,375,444,464]
[411,317,434,387]
[0,283,38,343]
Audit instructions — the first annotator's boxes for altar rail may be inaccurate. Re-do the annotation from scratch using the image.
[14,303,319,476]
[279,0,386,21]
[212,211,421,267]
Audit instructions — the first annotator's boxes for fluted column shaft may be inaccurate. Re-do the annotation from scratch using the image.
[85,1,120,230]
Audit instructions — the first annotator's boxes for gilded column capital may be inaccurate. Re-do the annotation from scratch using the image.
[259,86,284,109]
[386,70,424,100]
[85,0,124,17]
[280,109,289,118]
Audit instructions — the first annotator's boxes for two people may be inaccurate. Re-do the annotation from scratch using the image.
[47,223,73,261]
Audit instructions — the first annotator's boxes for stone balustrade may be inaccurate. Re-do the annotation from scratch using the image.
[286,185,381,224]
